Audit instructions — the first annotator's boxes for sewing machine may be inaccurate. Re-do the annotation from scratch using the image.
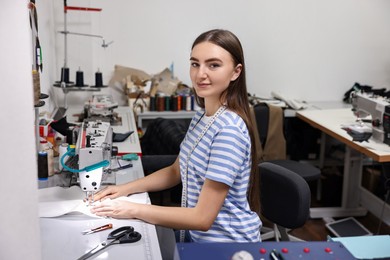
[84,94,118,118]
[75,119,114,202]
[82,94,123,126]
[350,91,390,145]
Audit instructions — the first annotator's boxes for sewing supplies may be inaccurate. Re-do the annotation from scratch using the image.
[60,67,71,83]
[91,70,107,88]
[40,140,54,176]
[82,223,113,235]
[75,68,87,87]
[121,153,139,161]
[37,151,48,180]
[58,143,69,171]
[77,226,141,260]
[94,71,103,87]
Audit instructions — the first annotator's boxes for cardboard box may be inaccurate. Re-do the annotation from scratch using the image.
[362,166,380,193]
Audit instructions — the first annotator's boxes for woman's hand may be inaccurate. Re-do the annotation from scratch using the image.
[93,184,130,201]
[91,199,139,219]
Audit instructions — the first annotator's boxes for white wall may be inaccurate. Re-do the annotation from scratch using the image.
[38,0,390,108]
[0,1,388,257]
[0,1,41,259]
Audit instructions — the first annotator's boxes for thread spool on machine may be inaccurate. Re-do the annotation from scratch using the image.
[52,67,109,119]
[54,67,107,88]
[91,71,107,88]
[75,69,87,87]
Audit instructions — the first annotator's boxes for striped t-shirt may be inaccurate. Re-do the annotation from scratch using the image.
[179,109,261,242]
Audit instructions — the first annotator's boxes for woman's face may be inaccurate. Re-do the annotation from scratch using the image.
[190,41,241,103]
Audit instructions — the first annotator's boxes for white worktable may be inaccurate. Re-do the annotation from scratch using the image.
[39,159,162,260]
[40,105,161,259]
[297,108,390,225]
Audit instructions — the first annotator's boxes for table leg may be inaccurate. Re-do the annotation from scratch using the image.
[310,140,367,218]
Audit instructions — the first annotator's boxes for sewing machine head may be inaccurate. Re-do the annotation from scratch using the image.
[350,90,390,144]
[76,119,113,202]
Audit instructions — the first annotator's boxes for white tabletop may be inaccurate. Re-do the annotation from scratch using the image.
[297,107,390,225]
[40,157,162,260]
[40,217,160,260]
[297,108,390,162]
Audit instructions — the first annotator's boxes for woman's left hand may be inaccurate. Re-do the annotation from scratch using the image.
[91,199,138,219]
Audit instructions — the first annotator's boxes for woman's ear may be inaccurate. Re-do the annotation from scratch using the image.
[231,64,242,81]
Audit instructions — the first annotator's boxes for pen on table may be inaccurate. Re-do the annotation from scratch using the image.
[82,223,113,235]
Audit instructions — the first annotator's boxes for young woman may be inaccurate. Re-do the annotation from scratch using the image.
[91,29,262,242]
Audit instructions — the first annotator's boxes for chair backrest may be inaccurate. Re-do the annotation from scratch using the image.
[250,103,286,161]
[259,162,311,229]
[141,118,187,155]
[253,103,270,148]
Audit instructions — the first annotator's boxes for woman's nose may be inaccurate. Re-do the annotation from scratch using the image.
[197,66,207,78]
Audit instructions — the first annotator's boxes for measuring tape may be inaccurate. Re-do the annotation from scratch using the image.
[141,222,153,260]
[180,105,226,242]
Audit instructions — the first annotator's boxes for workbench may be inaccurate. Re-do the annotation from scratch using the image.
[39,106,161,259]
[297,108,390,225]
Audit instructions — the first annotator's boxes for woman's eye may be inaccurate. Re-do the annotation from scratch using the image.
[191,62,199,68]
[209,63,220,69]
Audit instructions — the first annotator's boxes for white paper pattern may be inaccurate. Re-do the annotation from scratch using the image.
[39,186,148,218]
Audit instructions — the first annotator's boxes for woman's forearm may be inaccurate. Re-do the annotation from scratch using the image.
[123,157,181,195]
[133,179,229,231]
[136,204,210,231]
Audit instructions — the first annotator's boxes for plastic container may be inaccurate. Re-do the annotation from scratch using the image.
[40,140,54,176]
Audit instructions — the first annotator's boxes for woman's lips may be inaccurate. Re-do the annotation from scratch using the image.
[196,83,210,88]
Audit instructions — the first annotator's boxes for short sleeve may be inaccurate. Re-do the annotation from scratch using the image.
[205,125,250,186]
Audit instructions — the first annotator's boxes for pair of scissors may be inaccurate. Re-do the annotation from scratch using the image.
[77,226,142,260]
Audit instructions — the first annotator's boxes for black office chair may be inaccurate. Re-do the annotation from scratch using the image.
[141,154,182,206]
[141,155,177,175]
[259,162,311,241]
[140,117,186,177]
[140,117,187,155]
[251,103,319,240]
[140,118,187,206]
[251,102,321,183]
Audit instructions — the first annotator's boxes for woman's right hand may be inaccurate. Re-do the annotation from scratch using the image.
[93,184,129,201]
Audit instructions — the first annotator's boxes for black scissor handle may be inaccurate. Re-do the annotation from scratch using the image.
[107,226,134,240]
[118,231,142,243]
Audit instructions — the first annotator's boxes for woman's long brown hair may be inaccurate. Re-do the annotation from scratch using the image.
[191,29,260,214]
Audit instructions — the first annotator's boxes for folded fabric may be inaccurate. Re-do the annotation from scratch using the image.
[39,186,148,218]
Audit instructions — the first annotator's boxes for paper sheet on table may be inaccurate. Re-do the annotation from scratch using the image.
[39,186,148,218]
[330,235,390,259]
